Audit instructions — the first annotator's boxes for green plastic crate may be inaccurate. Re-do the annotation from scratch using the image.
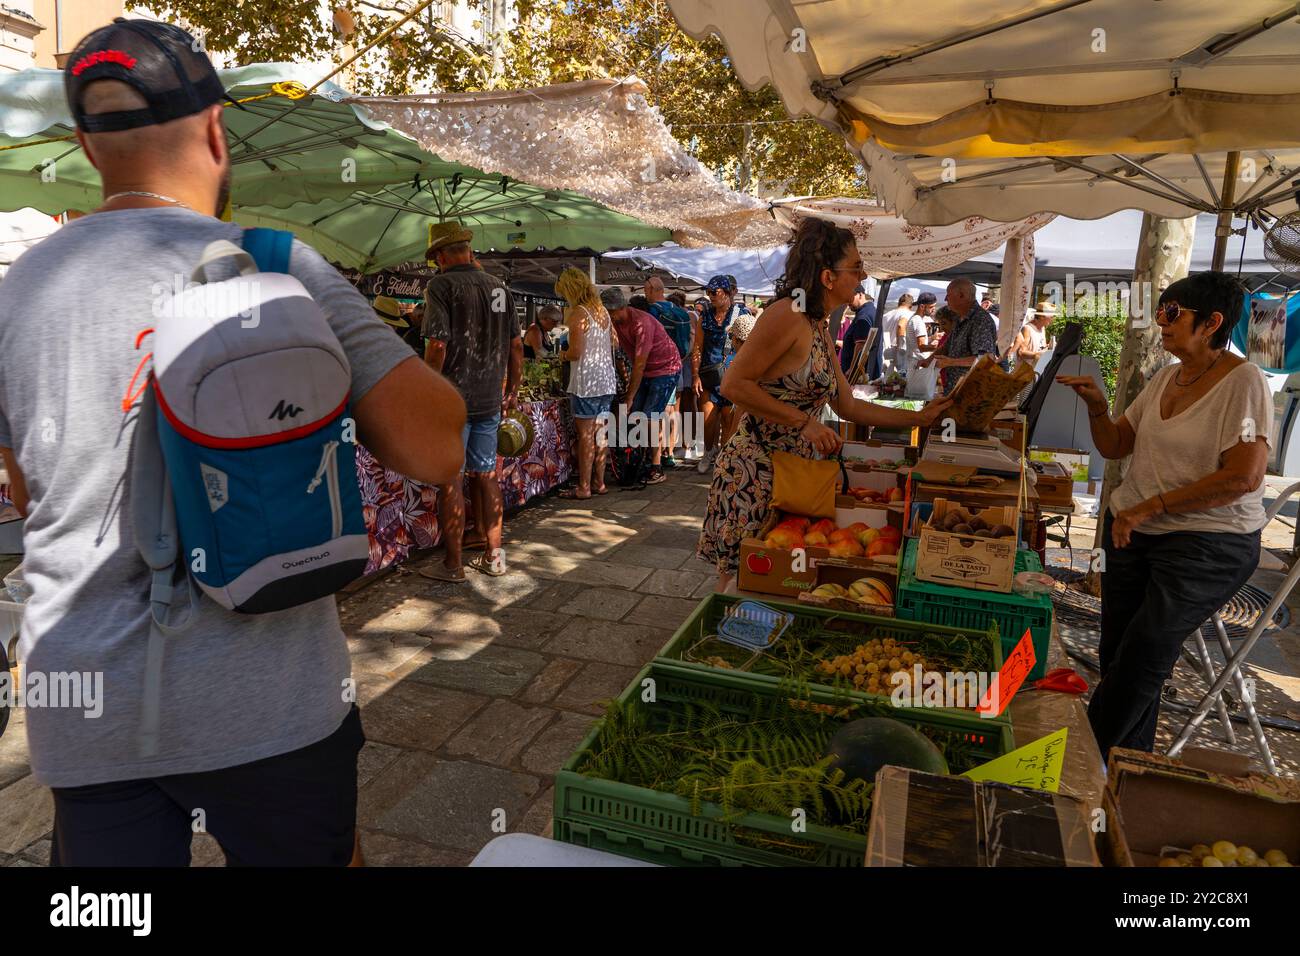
[897,539,1054,681]
[654,593,1008,725]
[553,661,1015,867]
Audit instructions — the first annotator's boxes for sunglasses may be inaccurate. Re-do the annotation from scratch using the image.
[1159,302,1196,324]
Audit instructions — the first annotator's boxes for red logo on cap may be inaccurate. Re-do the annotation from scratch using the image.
[70,50,138,76]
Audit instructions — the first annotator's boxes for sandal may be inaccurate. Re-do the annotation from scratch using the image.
[558,487,592,500]
[417,563,467,584]
[593,486,609,495]
[468,551,507,577]
[645,469,667,485]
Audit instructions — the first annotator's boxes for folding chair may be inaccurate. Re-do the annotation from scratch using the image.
[1167,480,1300,774]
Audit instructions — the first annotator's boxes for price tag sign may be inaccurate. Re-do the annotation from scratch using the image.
[977,628,1035,717]
[962,728,1068,793]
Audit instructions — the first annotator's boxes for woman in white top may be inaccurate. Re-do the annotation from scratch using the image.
[555,268,619,499]
[1059,272,1272,759]
[1011,301,1054,369]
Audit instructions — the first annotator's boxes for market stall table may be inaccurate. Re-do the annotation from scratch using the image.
[722,582,1105,811]
[357,397,575,573]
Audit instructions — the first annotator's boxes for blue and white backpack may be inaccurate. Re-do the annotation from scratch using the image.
[133,228,368,616]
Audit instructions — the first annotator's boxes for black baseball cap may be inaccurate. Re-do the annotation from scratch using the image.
[65,19,230,133]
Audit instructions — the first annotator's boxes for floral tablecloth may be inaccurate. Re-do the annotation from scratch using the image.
[357,398,575,573]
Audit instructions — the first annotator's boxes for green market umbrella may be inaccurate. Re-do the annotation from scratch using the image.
[235,173,671,271]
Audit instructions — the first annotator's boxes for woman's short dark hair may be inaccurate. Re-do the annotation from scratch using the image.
[668,291,687,308]
[772,217,857,321]
[1159,271,1246,350]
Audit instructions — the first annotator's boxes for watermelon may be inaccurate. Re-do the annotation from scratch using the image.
[825,717,949,787]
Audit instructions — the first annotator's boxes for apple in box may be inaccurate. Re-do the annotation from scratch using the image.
[764,526,805,550]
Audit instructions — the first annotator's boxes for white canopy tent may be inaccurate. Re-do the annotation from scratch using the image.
[667,1,1300,234]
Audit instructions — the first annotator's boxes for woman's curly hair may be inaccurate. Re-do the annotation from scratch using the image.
[771,217,858,321]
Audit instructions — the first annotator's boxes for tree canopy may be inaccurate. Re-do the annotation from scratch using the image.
[153,0,867,198]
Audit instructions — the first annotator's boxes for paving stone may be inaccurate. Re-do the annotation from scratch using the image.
[506,549,585,578]
[445,700,556,764]
[560,558,653,590]
[420,606,570,652]
[611,544,694,570]
[358,749,442,824]
[18,837,50,866]
[643,528,704,550]
[525,580,585,612]
[681,551,713,572]
[641,501,696,516]
[519,658,584,705]
[359,682,487,751]
[552,661,641,715]
[358,829,473,867]
[404,644,547,696]
[4,857,37,867]
[623,594,702,629]
[562,587,641,621]
[0,707,31,791]
[693,574,720,598]
[358,741,405,790]
[519,712,596,775]
[543,617,671,667]
[518,786,554,838]
[347,631,432,675]
[639,567,711,598]
[0,775,53,856]
[372,759,541,852]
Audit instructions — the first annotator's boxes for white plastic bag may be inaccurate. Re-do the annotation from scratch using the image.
[905,363,938,400]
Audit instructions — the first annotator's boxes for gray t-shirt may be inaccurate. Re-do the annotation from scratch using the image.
[0,208,412,787]
[422,265,519,419]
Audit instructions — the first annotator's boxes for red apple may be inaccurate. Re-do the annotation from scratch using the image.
[857,526,881,548]
[828,528,859,545]
[877,526,902,544]
[808,518,835,537]
[804,531,829,547]
[778,516,811,533]
[867,539,898,558]
[746,552,774,575]
[887,487,904,503]
[845,522,870,537]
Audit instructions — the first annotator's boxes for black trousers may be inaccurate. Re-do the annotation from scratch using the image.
[50,706,363,866]
[1089,514,1259,758]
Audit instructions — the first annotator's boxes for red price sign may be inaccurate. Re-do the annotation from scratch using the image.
[977,628,1036,717]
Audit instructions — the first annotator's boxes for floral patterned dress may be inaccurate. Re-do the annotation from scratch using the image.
[698,320,839,575]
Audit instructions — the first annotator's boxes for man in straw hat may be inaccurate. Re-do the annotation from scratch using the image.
[421,220,523,582]
[0,18,467,866]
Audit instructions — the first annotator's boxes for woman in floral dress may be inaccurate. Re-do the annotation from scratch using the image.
[698,218,951,590]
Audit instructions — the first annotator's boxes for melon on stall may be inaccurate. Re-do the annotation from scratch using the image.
[824,717,949,787]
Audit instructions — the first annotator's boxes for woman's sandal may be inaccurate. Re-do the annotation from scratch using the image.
[558,487,592,500]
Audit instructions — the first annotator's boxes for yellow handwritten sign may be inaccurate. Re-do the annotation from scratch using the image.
[961,728,1068,792]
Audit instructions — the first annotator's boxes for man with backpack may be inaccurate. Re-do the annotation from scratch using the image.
[0,20,467,866]
[643,277,692,468]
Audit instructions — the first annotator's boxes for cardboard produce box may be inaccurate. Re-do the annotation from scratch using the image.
[915,499,1019,593]
[989,415,1026,455]
[738,510,901,599]
[1100,747,1300,868]
[796,558,898,617]
[868,767,1100,867]
[1028,459,1073,507]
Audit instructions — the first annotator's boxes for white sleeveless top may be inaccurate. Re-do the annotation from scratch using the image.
[567,304,618,399]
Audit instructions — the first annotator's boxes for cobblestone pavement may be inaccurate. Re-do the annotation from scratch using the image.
[4,463,1300,866]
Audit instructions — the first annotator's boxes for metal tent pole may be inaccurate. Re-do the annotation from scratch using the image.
[1211,151,1241,271]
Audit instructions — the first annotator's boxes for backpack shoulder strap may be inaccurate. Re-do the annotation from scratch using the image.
[241,227,294,274]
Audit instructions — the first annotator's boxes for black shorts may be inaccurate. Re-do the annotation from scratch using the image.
[49,706,364,867]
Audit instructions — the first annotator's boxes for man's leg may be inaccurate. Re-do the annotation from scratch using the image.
[50,778,193,866]
[473,473,505,556]
[433,420,473,574]
[464,415,505,571]
[158,706,364,867]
